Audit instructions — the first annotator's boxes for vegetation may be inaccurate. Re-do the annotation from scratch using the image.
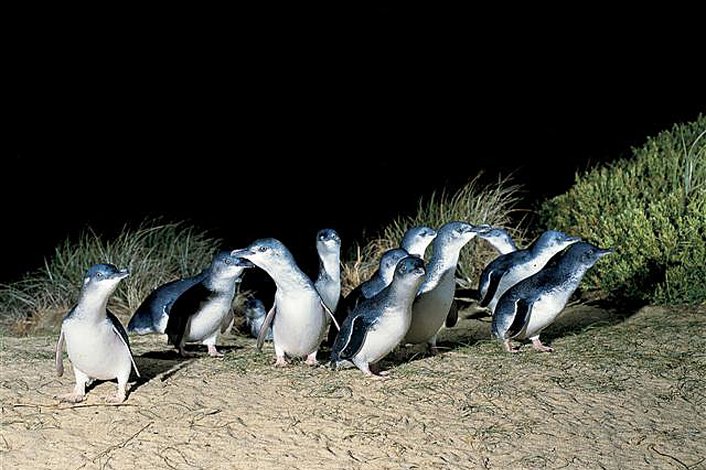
[540,115,706,305]
[0,220,223,335]
[342,175,525,294]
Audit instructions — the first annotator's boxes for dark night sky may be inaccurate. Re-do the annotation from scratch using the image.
[5,7,705,283]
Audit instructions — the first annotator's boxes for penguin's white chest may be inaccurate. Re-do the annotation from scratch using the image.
[273,290,327,357]
[63,318,131,381]
[520,291,571,339]
[357,306,412,364]
[405,276,454,344]
[492,261,546,311]
[185,298,232,342]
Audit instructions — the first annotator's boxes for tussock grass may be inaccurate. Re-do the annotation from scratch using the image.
[342,175,525,294]
[0,220,222,335]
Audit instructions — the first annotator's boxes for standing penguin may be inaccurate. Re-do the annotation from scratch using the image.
[55,264,139,404]
[165,251,253,357]
[127,270,207,335]
[404,221,484,353]
[330,256,426,377]
[231,239,338,367]
[492,241,613,352]
[478,230,580,314]
[314,228,342,313]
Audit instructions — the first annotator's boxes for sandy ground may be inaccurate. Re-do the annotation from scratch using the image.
[1,304,705,470]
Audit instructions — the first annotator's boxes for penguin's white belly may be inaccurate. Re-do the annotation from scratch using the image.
[357,307,411,364]
[63,320,131,380]
[316,282,340,313]
[273,292,327,357]
[405,279,454,344]
[155,309,169,334]
[185,299,230,342]
[520,291,570,339]
[491,262,546,311]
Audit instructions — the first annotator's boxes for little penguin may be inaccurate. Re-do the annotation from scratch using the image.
[55,263,139,404]
[492,241,613,352]
[404,221,484,353]
[165,251,253,357]
[330,255,426,377]
[231,238,339,367]
[478,230,581,314]
[314,228,342,313]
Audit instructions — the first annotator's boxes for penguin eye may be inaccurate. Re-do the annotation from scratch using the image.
[96,272,103,278]
[224,258,232,265]
[258,246,268,252]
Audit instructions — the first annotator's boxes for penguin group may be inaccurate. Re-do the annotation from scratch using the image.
[54,223,612,402]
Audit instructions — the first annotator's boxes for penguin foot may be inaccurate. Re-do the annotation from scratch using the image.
[531,338,554,353]
[369,364,390,377]
[207,345,224,358]
[503,340,520,353]
[304,352,319,366]
[107,393,126,404]
[178,346,197,358]
[57,392,85,403]
[274,356,288,367]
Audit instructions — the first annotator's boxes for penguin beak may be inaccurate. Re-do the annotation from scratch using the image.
[597,247,614,257]
[471,224,492,233]
[233,257,255,268]
[230,248,253,259]
[115,268,130,280]
[566,235,582,242]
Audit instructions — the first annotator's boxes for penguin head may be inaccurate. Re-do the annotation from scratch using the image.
[82,263,129,293]
[316,228,341,255]
[231,238,293,271]
[562,241,614,268]
[477,227,512,244]
[436,221,484,246]
[400,226,438,257]
[535,230,581,253]
[211,250,254,279]
[243,297,266,320]
[378,248,410,284]
[393,255,427,287]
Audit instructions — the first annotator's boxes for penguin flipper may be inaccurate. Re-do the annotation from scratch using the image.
[507,298,532,338]
[108,311,140,378]
[220,309,235,334]
[320,299,340,331]
[337,314,370,360]
[479,270,503,308]
[256,302,276,351]
[445,300,459,328]
[55,330,65,377]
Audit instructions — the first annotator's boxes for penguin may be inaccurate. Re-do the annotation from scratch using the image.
[165,251,253,357]
[404,221,484,353]
[478,230,581,314]
[55,263,139,404]
[127,270,207,335]
[242,297,272,341]
[400,225,438,258]
[492,241,613,352]
[314,228,341,313]
[326,248,409,348]
[476,226,519,255]
[231,238,339,367]
[330,255,426,377]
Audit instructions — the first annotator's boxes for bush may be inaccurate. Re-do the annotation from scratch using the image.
[0,220,223,335]
[342,175,525,294]
[540,115,706,305]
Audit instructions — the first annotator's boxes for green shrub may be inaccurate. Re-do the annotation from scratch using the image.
[0,220,223,335]
[342,175,525,294]
[540,115,706,305]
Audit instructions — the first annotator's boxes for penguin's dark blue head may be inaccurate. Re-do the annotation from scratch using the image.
[379,248,410,283]
[317,228,341,254]
[231,238,293,271]
[436,221,485,245]
[561,241,614,267]
[82,263,129,290]
[535,230,581,253]
[212,250,255,270]
[400,226,437,257]
[243,297,267,320]
[394,255,427,280]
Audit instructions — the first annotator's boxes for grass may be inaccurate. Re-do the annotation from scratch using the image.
[342,175,526,294]
[0,219,223,335]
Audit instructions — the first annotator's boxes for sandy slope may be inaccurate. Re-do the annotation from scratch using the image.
[1,305,704,469]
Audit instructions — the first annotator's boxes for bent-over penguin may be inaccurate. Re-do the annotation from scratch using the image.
[478,230,580,314]
[404,221,484,353]
[127,270,207,335]
[231,238,338,367]
[314,228,342,313]
[55,264,139,404]
[330,256,426,377]
[492,241,613,352]
[165,251,253,357]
